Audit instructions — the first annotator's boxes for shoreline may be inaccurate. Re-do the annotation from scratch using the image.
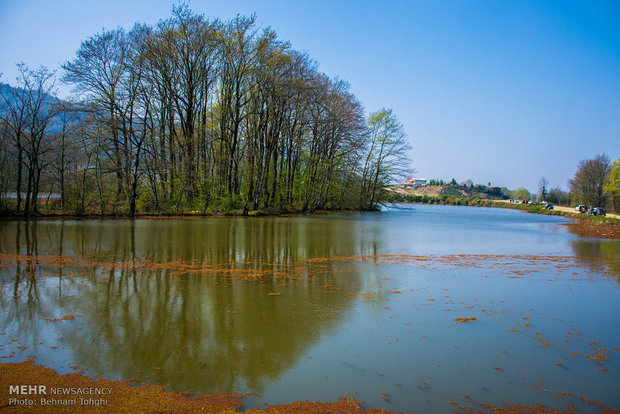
[477,200,620,239]
[482,202,620,239]
[0,208,371,221]
[1,201,618,240]
[560,217,620,239]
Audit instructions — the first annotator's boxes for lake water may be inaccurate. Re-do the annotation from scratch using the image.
[1,204,619,412]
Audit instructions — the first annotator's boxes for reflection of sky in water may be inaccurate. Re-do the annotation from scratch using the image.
[0,205,619,412]
[378,204,590,256]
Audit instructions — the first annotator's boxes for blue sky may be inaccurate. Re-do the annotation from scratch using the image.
[1,0,618,192]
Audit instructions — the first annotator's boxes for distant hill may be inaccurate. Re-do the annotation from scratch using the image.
[390,184,505,200]
[1,81,60,107]
[0,82,76,134]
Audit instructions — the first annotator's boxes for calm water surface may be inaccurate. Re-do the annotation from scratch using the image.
[1,204,619,412]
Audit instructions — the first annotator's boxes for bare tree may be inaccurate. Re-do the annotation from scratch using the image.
[0,66,31,211]
[0,116,11,203]
[538,177,548,201]
[62,28,129,202]
[26,67,57,216]
[50,100,84,209]
[2,65,58,216]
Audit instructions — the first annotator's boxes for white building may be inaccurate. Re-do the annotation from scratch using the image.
[402,177,427,188]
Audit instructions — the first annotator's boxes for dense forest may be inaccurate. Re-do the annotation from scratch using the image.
[0,5,410,217]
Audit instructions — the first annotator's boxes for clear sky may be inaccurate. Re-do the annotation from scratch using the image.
[1,0,618,193]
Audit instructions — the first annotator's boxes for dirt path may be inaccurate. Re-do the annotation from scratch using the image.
[496,200,620,220]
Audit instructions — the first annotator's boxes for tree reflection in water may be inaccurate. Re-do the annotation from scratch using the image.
[0,218,367,395]
[571,239,620,281]
[2,212,619,412]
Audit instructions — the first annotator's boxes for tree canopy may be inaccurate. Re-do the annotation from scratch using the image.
[603,158,620,212]
[569,154,611,207]
[1,5,411,216]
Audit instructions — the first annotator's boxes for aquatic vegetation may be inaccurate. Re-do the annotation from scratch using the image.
[0,360,396,413]
[1,252,616,283]
[1,234,618,412]
[43,315,81,322]
[454,317,477,323]
[0,360,246,413]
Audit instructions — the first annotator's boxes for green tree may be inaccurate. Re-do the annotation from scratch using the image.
[603,158,620,213]
[511,187,531,200]
[547,187,570,205]
[4,6,392,217]
[500,187,511,199]
[360,109,411,207]
[569,154,611,207]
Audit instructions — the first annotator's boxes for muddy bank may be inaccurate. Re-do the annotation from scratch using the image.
[563,217,620,239]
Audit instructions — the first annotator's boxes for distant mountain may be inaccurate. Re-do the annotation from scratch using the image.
[0,81,60,107]
[0,82,78,134]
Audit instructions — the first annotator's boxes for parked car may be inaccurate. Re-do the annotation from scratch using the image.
[575,205,586,213]
[589,207,606,216]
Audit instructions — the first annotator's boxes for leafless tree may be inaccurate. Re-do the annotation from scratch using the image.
[538,177,548,201]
